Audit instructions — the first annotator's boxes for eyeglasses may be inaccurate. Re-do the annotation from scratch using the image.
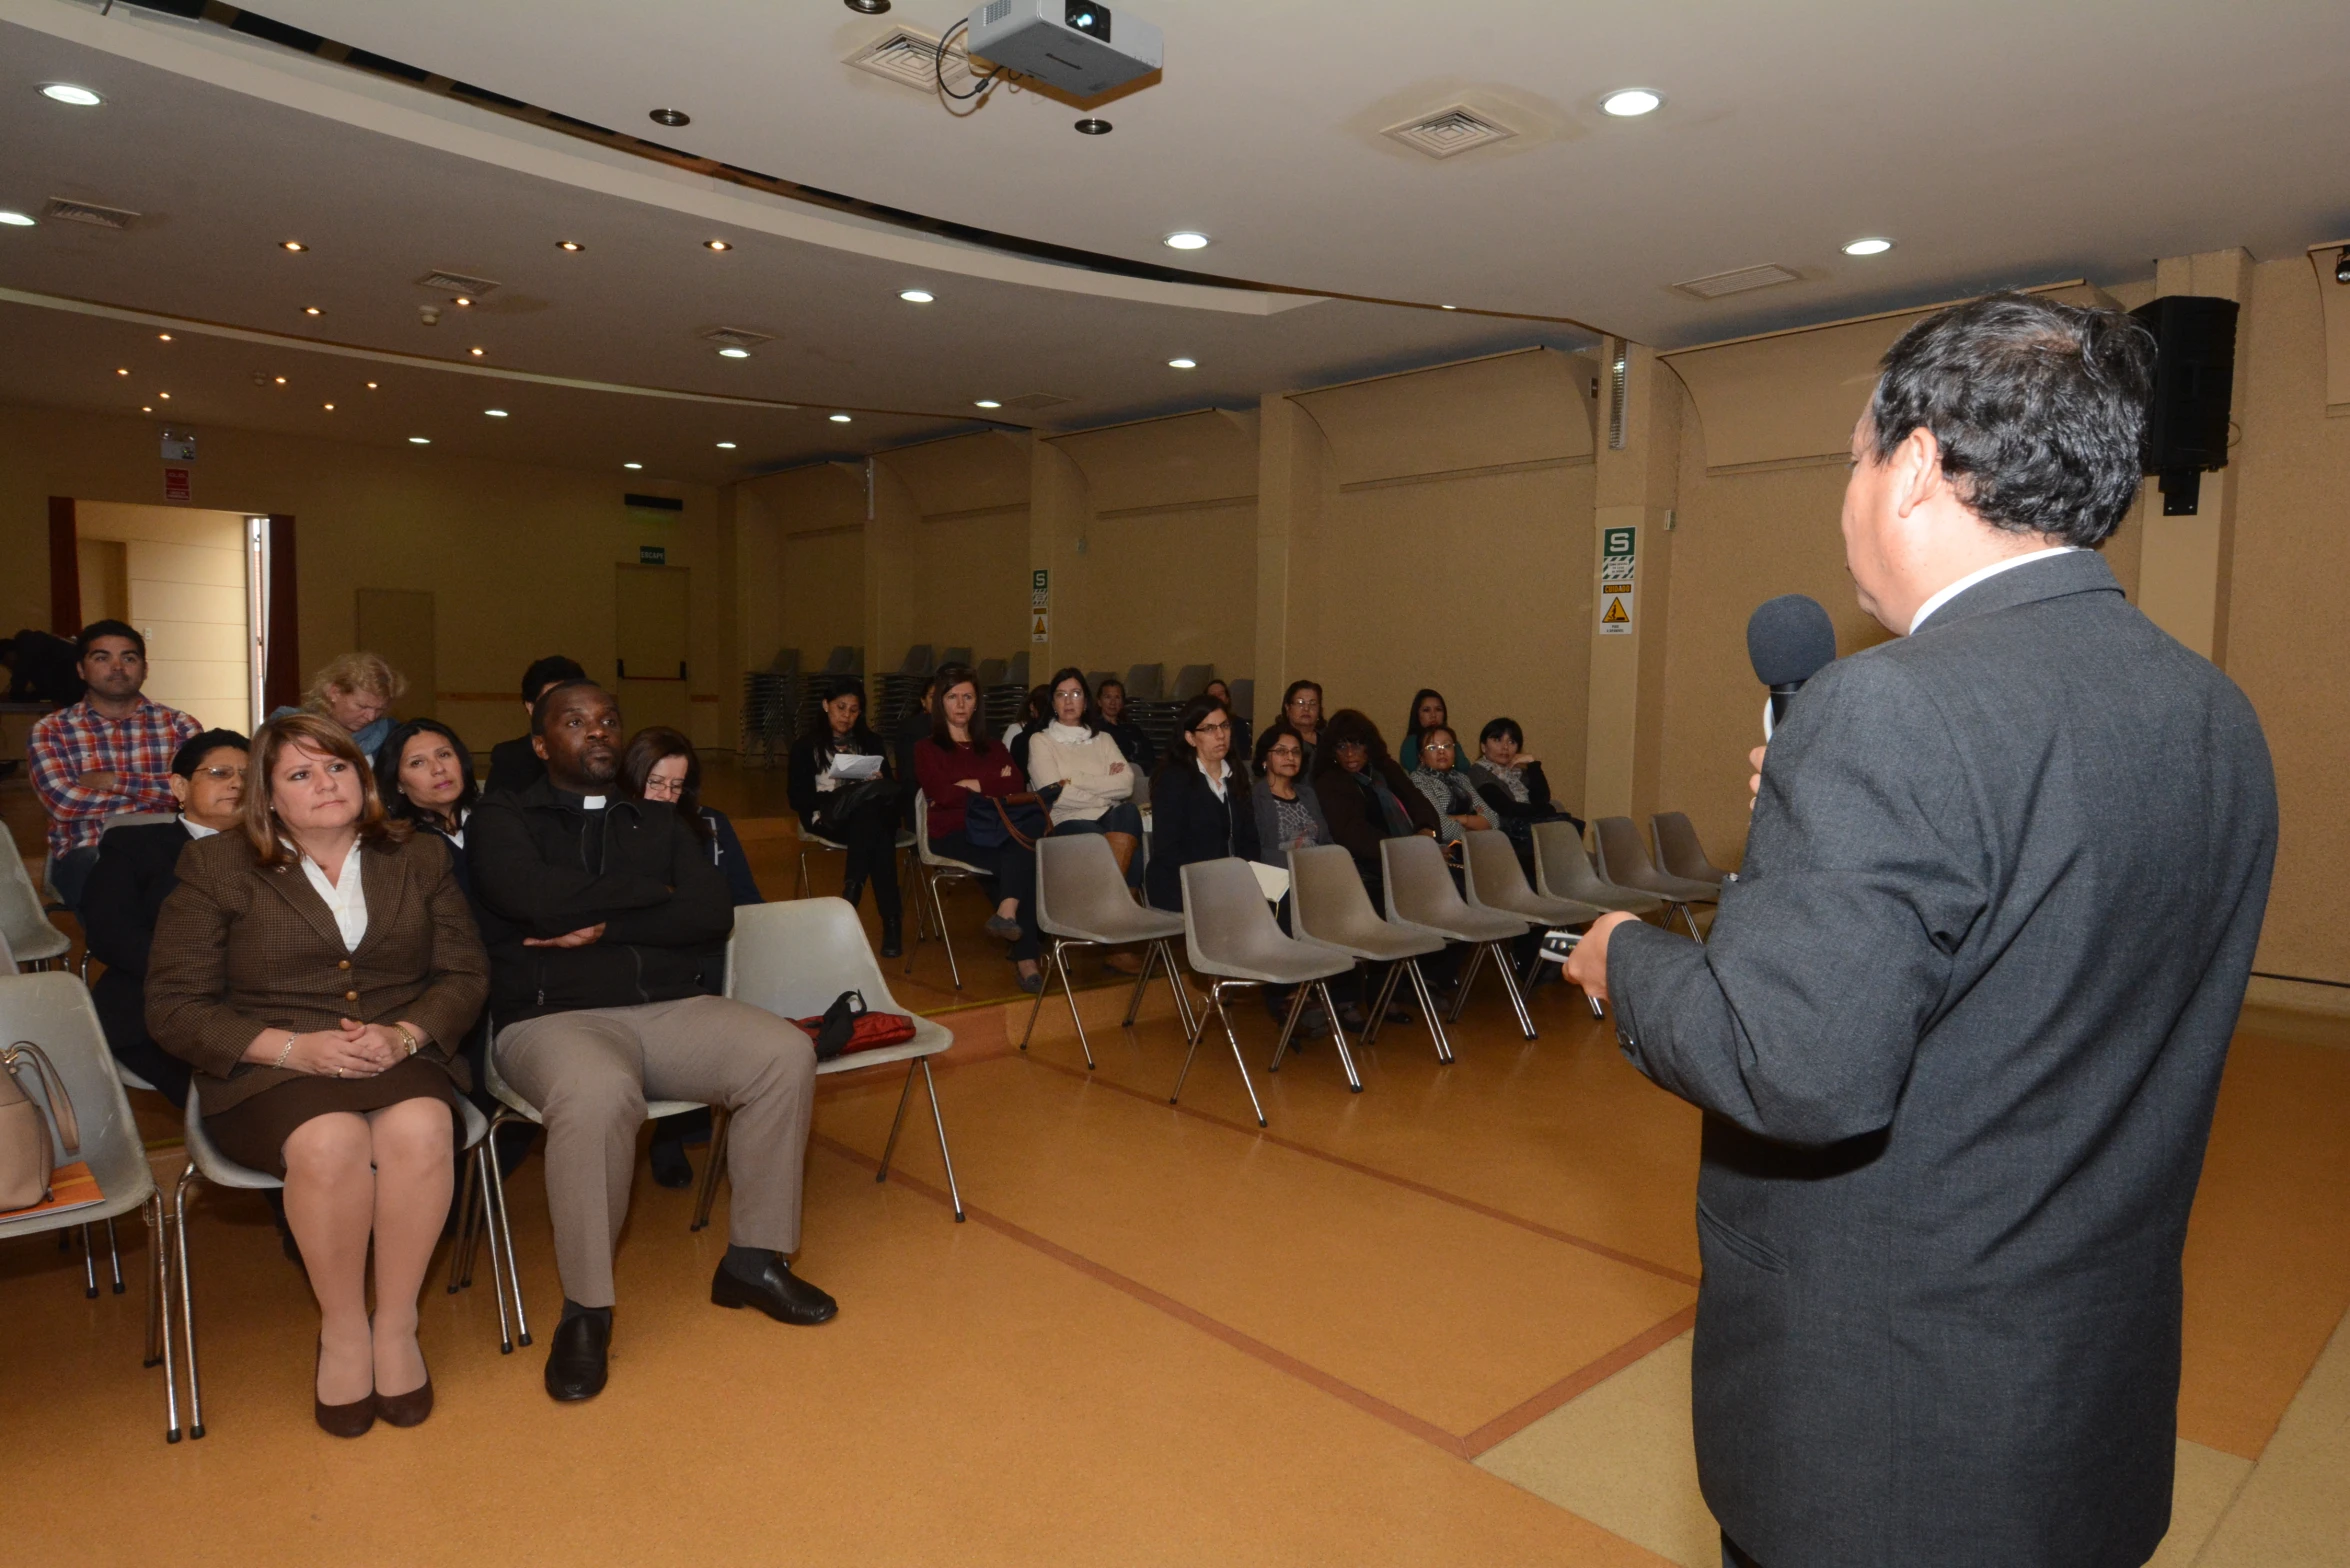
[194,766,245,782]
[1268,745,1301,759]
[1193,721,1230,735]
[642,776,685,800]
[1333,740,1367,753]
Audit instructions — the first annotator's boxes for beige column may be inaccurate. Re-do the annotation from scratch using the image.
[1580,342,1684,822]
[1251,393,1322,711]
[1028,436,1087,674]
[2137,247,2251,663]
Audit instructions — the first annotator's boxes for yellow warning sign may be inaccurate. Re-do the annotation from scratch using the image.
[1031,611,1050,644]
[1599,586,1634,635]
[1601,597,1629,623]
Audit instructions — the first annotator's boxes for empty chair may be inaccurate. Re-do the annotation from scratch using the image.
[905,791,992,989]
[975,658,1008,689]
[1288,843,1453,1065]
[1593,816,1717,941]
[1023,834,1196,1069]
[1652,811,1731,886]
[824,645,862,675]
[1170,664,1214,701]
[725,899,965,1221]
[1382,835,1537,1040]
[0,975,164,1430]
[938,646,972,668]
[1175,858,1358,1123]
[1531,820,1666,918]
[1004,651,1030,688]
[898,645,935,676]
[0,837,70,968]
[1084,669,1116,698]
[176,1087,499,1437]
[1123,663,1164,701]
[1461,830,1608,1011]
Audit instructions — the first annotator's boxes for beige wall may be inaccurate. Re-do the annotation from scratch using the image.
[73,501,253,734]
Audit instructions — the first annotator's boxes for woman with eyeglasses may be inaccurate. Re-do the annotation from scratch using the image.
[1022,667,1145,887]
[1279,679,1324,773]
[1144,695,1259,913]
[1247,719,1337,1038]
[622,727,762,908]
[1405,725,1494,852]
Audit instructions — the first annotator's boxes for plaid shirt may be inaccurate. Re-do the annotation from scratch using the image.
[28,697,201,862]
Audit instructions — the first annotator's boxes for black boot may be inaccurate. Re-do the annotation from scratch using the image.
[880,914,903,959]
[839,875,865,910]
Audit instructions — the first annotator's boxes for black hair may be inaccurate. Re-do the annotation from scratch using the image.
[374,718,479,830]
[1281,679,1323,725]
[171,728,249,778]
[1869,291,2157,548]
[1044,666,1104,736]
[620,726,712,845]
[77,619,145,660]
[1096,677,1126,699]
[521,654,588,704]
[1156,694,1246,798]
[531,676,609,735]
[818,677,882,748]
[927,663,985,751]
[1478,716,1524,750]
[1020,682,1052,732]
[1253,719,1308,773]
[1415,724,1461,764]
[1311,708,1391,780]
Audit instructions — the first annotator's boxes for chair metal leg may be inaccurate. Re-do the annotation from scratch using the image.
[80,1223,98,1298]
[149,1192,182,1442]
[1492,941,1538,1040]
[1053,943,1097,1069]
[466,1149,514,1354]
[878,1059,918,1181]
[1448,942,1489,1024]
[1670,900,1704,942]
[104,1217,124,1294]
[933,873,964,989]
[920,1059,966,1222]
[795,849,810,900]
[1361,962,1406,1047]
[481,1129,530,1349]
[1212,988,1270,1128]
[1266,982,1314,1073]
[1405,960,1455,1063]
[142,1195,164,1368]
[690,1108,732,1232]
[1121,941,1158,1027]
[173,1165,205,1439]
[1317,980,1364,1092]
[1170,981,1218,1106]
[448,1147,481,1293]
[1157,942,1198,1037]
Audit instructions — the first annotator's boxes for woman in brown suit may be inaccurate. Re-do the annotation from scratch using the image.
[149,713,488,1437]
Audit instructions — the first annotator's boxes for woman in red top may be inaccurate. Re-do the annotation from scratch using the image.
[913,664,1043,992]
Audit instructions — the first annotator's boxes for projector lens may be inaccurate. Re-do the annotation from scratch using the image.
[1065,0,1109,40]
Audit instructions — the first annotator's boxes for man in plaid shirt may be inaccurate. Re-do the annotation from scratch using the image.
[28,620,199,910]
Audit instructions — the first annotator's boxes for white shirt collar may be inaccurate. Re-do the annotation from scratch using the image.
[581,794,607,810]
[1199,757,1231,800]
[183,818,221,840]
[1909,546,2077,635]
[294,839,369,952]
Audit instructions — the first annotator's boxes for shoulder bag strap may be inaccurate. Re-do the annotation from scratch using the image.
[3,1041,80,1154]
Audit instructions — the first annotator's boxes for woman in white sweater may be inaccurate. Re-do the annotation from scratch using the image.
[1023,667,1145,889]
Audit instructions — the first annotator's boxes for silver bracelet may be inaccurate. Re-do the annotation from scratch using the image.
[273,1033,297,1070]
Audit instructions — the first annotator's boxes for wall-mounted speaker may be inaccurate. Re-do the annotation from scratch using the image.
[2130,294,2239,516]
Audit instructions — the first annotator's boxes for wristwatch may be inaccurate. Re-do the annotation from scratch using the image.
[396,1025,421,1058]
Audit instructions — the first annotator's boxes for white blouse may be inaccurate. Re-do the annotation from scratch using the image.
[298,840,370,951]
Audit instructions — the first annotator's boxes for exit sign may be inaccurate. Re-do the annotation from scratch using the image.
[639,545,666,565]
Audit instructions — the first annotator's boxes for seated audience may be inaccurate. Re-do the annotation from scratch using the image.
[917,664,1044,991]
[1,627,83,706]
[1400,689,1450,772]
[1310,708,1438,906]
[1406,726,1494,850]
[1022,667,1145,884]
[1145,695,1259,913]
[626,727,762,907]
[788,677,904,956]
[376,719,478,894]
[281,652,406,763]
[469,680,833,1405]
[1280,679,1325,773]
[1205,679,1250,764]
[146,714,487,1436]
[891,675,934,832]
[1249,719,1334,1037]
[1095,678,1158,773]
[1005,682,1052,775]
[28,620,199,910]
[78,727,248,1107]
[1469,717,1585,865]
[486,655,587,796]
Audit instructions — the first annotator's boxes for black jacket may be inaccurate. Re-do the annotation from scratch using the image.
[1105,718,1157,773]
[1145,762,1259,911]
[78,819,200,1104]
[466,776,734,1025]
[789,729,894,825]
[484,735,546,797]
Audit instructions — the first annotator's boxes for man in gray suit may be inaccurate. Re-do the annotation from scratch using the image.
[1568,294,2276,1568]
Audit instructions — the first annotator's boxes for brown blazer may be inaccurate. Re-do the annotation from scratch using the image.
[146,829,489,1116]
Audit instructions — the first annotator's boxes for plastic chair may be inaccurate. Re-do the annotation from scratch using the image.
[1382,835,1537,1040]
[1170,664,1214,701]
[1287,844,1452,1065]
[1530,822,1662,917]
[0,837,69,968]
[794,821,919,910]
[725,899,965,1221]
[1652,812,1731,886]
[1462,830,1609,1014]
[0,974,165,1429]
[1124,664,1165,702]
[1021,834,1195,1069]
[173,1086,498,1438]
[1175,858,1358,1123]
[1594,816,1716,941]
[905,791,992,989]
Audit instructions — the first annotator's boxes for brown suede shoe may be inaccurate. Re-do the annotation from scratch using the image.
[374,1375,434,1428]
[314,1343,375,1439]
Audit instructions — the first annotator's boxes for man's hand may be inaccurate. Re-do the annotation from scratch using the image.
[523,923,606,948]
[75,769,122,793]
[1564,911,1640,1007]
[1749,744,1767,811]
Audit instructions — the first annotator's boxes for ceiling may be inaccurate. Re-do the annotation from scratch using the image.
[3,0,2346,485]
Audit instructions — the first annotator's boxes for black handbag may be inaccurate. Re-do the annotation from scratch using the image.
[964,783,1060,850]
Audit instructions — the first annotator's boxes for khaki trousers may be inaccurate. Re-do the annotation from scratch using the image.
[495,994,816,1308]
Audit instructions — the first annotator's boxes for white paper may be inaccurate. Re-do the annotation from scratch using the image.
[1249,863,1291,902]
[826,753,884,780]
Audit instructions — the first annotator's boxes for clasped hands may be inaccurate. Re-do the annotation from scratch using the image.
[257,1018,425,1078]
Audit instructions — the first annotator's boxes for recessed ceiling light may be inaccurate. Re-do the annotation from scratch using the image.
[974,399,1002,409]
[365,381,378,389]
[469,346,485,356]
[704,239,731,252]
[1842,237,1895,256]
[624,461,643,470]
[41,84,104,107]
[829,413,853,423]
[157,332,171,342]
[323,403,334,410]
[1439,304,1457,310]
[648,107,691,128]
[1162,231,1209,251]
[557,240,584,252]
[280,239,307,252]
[1167,357,1197,370]
[453,296,473,308]
[1074,118,1112,136]
[273,376,287,385]
[484,408,508,417]
[141,405,152,412]
[1600,88,1663,117]
[898,289,934,303]
[303,306,322,316]
[844,0,890,13]
[0,211,35,228]
[158,392,170,399]
[715,441,737,449]
[717,346,751,359]
[116,367,128,376]
[409,436,430,444]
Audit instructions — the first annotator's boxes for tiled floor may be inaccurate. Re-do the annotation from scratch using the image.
[3,786,2345,1564]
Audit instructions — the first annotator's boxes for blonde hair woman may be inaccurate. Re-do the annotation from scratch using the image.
[148,712,488,1437]
[297,651,408,761]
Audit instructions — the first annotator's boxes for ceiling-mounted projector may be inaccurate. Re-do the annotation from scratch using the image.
[967,0,1162,98]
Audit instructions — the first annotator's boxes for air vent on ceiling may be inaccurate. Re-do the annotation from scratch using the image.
[704,327,774,349]
[844,26,979,93]
[415,269,501,296]
[1382,106,1518,160]
[44,198,141,230]
[1673,264,1802,301]
[1001,392,1072,411]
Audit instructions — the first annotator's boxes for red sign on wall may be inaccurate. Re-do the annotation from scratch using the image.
[163,466,192,501]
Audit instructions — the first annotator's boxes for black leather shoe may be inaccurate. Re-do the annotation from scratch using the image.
[840,877,864,909]
[648,1137,693,1190]
[879,915,903,959]
[543,1312,610,1402]
[710,1256,838,1325]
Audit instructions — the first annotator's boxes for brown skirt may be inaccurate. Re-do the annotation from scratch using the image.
[202,1056,460,1177]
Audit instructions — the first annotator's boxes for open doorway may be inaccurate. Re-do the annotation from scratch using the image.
[72,502,258,732]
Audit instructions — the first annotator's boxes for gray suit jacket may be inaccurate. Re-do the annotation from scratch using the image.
[1608,551,2275,1568]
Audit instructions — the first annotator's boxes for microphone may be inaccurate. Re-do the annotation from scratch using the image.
[1746,594,1838,735]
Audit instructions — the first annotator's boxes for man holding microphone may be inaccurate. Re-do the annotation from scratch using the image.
[1568,293,2275,1568]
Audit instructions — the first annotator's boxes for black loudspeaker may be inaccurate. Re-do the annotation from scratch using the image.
[2130,294,2239,516]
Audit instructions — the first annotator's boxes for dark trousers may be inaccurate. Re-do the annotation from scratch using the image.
[49,846,100,912]
[817,801,902,920]
[91,970,191,1108]
[929,830,1040,960]
[1722,1533,1763,1568]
